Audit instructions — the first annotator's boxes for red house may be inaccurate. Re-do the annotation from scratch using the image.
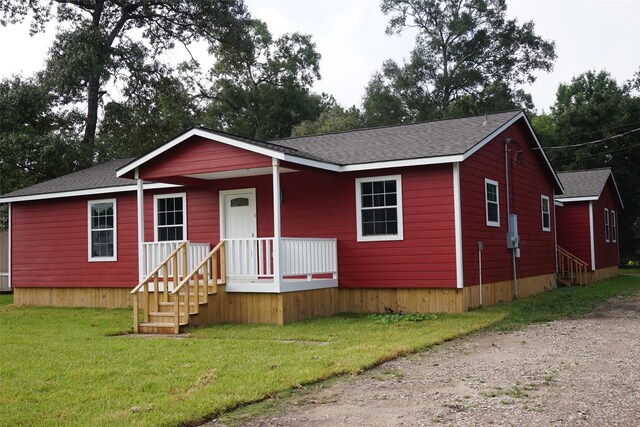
[0,111,566,332]
[556,168,623,284]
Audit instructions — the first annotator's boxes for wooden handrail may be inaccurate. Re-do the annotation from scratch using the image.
[556,245,589,286]
[131,241,188,333]
[130,241,187,295]
[168,242,225,329]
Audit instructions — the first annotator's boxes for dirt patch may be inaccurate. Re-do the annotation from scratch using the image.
[210,296,640,426]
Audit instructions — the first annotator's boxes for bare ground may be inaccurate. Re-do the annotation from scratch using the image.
[212,295,640,427]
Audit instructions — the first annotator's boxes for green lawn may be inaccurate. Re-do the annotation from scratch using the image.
[1,272,639,426]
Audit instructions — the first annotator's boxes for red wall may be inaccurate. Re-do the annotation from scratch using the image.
[556,176,621,270]
[12,195,139,288]
[592,177,621,269]
[139,136,271,180]
[279,165,457,288]
[556,202,592,266]
[460,119,558,286]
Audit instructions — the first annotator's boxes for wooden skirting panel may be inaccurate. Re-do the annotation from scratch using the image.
[589,266,619,282]
[463,273,557,310]
[13,287,133,308]
[338,287,465,314]
[189,286,338,326]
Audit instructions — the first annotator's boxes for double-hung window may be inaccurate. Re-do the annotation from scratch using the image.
[541,195,551,232]
[485,179,500,227]
[355,175,403,241]
[604,208,610,242]
[88,199,117,261]
[154,193,187,241]
[611,210,617,243]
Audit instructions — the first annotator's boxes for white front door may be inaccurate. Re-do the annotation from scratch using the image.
[220,189,258,278]
[220,188,257,239]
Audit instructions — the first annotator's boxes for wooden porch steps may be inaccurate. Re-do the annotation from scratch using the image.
[138,321,189,334]
[132,241,226,335]
[556,246,590,286]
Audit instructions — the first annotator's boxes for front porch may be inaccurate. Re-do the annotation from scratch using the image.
[132,238,338,333]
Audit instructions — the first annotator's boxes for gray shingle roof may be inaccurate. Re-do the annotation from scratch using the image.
[1,110,533,202]
[0,158,136,201]
[272,111,521,165]
[556,168,612,199]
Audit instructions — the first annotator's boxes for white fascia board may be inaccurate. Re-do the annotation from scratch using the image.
[462,111,525,160]
[462,111,565,194]
[340,154,464,172]
[554,200,564,207]
[116,127,342,176]
[606,172,625,209]
[0,183,179,204]
[281,154,341,172]
[555,196,598,203]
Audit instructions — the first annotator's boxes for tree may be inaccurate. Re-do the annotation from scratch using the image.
[202,19,326,140]
[0,0,250,165]
[292,104,364,136]
[536,70,640,261]
[364,0,556,121]
[0,76,80,196]
[97,73,202,161]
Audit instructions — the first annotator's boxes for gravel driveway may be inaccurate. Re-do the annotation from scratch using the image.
[220,295,640,426]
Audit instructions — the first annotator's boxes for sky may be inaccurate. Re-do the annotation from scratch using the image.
[0,0,638,113]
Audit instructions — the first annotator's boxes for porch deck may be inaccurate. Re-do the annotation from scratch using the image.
[133,238,338,333]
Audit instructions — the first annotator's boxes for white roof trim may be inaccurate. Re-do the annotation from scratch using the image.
[462,111,564,192]
[116,128,341,177]
[555,196,599,203]
[340,154,464,172]
[0,183,179,203]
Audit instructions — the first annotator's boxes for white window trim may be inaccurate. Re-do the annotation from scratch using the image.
[611,210,617,243]
[355,175,404,242]
[485,178,500,227]
[88,198,117,262]
[153,192,187,242]
[604,208,610,242]
[541,195,551,232]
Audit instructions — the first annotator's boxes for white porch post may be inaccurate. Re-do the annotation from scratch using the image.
[272,158,282,290]
[135,168,145,279]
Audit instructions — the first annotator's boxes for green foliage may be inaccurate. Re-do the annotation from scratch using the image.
[534,70,640,261]
[97,75,202,160]
[364,0,556,121]
[203,19,327,140]
[292,104,364,136]
[0,76,81,195]
[0,0,251,164]
[0,303,502,426]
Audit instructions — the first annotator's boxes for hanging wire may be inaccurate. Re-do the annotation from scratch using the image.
[534,127,640,150]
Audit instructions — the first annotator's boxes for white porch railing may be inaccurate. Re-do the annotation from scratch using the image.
[225,237,338,282]
[226,238,275,278]
[281,237,338,278]
[142,241,210,278]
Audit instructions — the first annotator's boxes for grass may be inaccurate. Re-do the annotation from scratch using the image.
[0,298,502,426]
[1,271,639,426]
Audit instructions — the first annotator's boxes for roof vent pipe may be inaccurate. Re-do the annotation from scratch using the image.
[482,113,487,126]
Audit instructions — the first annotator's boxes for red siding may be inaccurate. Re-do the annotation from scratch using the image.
[556,202,592,266]
[12,195,139,288]
[139,136,271,180]
[279,165,457,288]
[592,177,621,269]
[460,119,557,286]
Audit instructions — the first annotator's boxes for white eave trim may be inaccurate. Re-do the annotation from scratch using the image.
[0,182,179,203]
[555,196,599,203]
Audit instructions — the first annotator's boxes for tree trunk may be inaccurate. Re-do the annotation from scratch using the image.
[81,74,100,168]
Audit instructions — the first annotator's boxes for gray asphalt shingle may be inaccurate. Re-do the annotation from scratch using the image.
[0,158,136,200]
[273,111,521,165]
[556,168,612,199]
